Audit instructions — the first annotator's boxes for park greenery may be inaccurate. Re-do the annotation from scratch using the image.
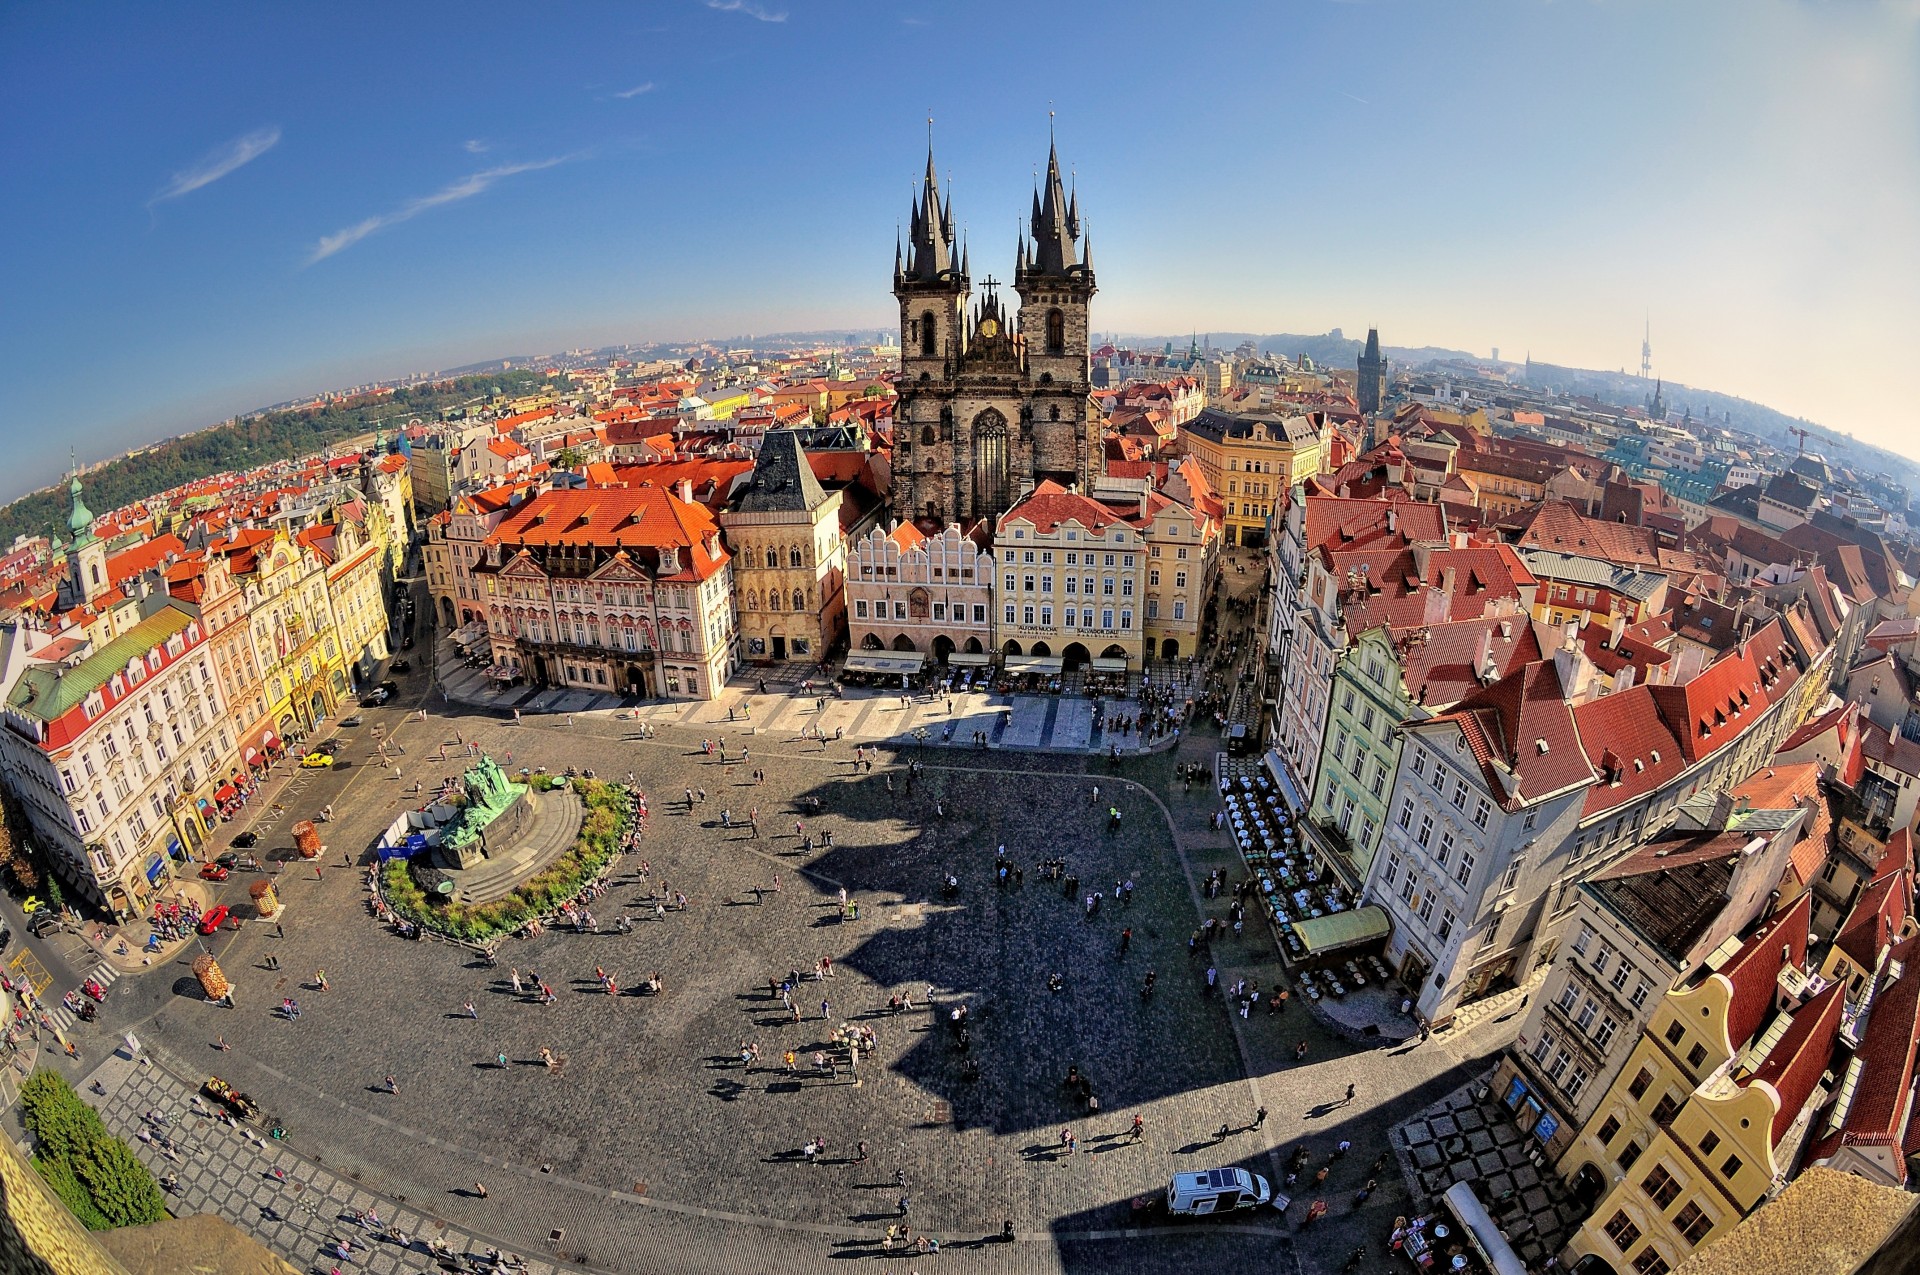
[20,1068,168,1231]
[379,777,630,944]
[0,370,544,548]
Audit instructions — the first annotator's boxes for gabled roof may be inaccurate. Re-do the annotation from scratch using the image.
[1574,685,1688,817]
[1416,658,1593,808]
[1717,892,1812,1051]
[1398,613,1542,712]
[1648,641,1776,765]
[1814,935,1920,1169]
[1504,498,1660,567]
[1748,979,1847,1142]
[1587,831,1757,966]
[1833,865,1911,975]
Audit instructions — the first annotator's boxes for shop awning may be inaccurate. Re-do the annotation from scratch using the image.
[843,653,926,675]
[1292,905,1390,957]
[214,784,237,803]
[1003,655,1064,676]
[196,797,213,812]
[1090,657,1129,673]
[244,747,260,762]
[945,652,991,667]
[262,731,280,750]
[1263,749,1306,812]
[1443,1182,1530,1275]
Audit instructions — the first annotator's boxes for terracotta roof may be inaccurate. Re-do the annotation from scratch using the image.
[1862,719,1920,780]
[1813,935,1920,1169]
[1748,979,1847,1142]
[1648,641,1775,765]
[1666,1166,1914,1275]
[1419,659,1593,808]
[1398,614,1542,711]
[1505,499,1660,566]
[483,483,728,582]
[1833,865,1911,974]
[1574,686,1689,816]
[1002,479,1157,535]
[1717,892,1812,1051]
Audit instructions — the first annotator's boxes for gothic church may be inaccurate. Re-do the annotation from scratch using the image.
[892,140,1100,526]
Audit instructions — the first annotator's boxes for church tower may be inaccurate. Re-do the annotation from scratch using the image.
[1015,140,1098,494]
[1357,328,1387,416]
[60,468,108,610]
[893,145,970,524]
[891,133,1101,527]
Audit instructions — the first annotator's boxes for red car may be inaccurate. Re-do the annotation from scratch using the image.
[197,905,230,935]
[198,863,230,882]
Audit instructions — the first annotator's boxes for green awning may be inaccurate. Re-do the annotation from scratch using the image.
[1292,905,1389,956]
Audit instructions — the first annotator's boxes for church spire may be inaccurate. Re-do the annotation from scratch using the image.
[904,138,955,283]
[1028,139,1082,278]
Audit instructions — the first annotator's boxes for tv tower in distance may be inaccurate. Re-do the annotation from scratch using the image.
[1640,317,1652,380]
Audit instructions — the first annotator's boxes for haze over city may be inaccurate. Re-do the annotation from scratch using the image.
[3,0,1916,499]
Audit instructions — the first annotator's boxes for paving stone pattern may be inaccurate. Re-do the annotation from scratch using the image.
[1390,1068,1585,1268]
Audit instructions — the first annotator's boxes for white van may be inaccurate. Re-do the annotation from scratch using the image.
[1165,1166,1272,1216]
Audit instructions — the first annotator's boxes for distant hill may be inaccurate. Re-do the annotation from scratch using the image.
[0,371,541,550]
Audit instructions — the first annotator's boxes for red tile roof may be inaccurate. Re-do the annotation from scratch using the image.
[1574,686,1689,817]
[1648,641,1776,765]
[1813,936,1920,1171]
[1421,659,1594,808]
[483,483,728,581]
[1833,865,1911,975]
[1749,979,1848,1142]
[1718,892,1812,1052]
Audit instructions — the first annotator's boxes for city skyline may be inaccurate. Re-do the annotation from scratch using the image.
[3,0,1915,500]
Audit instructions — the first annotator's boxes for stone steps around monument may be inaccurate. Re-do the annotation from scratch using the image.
[450,790,587,905]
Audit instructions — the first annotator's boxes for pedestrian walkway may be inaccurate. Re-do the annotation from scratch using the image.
[87,1048,559,1275]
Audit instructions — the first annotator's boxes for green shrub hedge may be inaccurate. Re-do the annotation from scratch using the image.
[20,1069,166,1230]
[379,779,631,944]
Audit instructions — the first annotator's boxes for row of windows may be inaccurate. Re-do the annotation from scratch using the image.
[1003,605,1131,631]
[855,600,988,624]
[1005,573,1133,597]
[1005,528,1130,546]
[1568,927,1656,1009]
[1006,548,1134,567]
[1383,852,1459,943]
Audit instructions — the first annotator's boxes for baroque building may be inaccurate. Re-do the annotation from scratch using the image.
[892,141,1101,525]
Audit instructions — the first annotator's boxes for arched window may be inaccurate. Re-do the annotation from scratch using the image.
[920,311,936,357]
[764,547,778,569]
[746,591,758,610]
[768,591,781,611]
[792,588,806,611]
[789,546,803,568]
[921,425,937,446]
[1046,308,1065,354]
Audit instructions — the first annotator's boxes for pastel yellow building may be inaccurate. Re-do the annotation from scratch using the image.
[1176,408,1329,547]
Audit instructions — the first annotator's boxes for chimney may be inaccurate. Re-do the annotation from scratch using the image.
[676,479,695,505]
[1474,626,1495,677]
[1609,611,1628,649]
[1386,505,1397,534]
[1441,566,1457,598]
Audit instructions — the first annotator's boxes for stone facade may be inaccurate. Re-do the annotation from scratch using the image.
[846,521,994,661]
[723,431,847,665]
[892,144,1100,525]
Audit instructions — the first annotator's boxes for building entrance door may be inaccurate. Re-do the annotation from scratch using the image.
[772,635,788,660]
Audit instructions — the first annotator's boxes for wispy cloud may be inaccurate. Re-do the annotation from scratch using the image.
[614,81,657,99]
[464,138,490,155]
[150,126,281,205]
[704,0,786,22]
[307,157,568,264]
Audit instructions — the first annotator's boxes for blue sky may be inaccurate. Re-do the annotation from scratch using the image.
[2,0,1915,501]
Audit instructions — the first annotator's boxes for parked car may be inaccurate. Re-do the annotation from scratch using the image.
[389,659,412,674]
[0,925,11,953]
[360,689,391,707]
[300,753,335,769]
[314,739,341,756]
[197,905,230,935]
[231,831,260,849]
[378,679,398,696]
[338,715,363,728]
[198,863,230,882]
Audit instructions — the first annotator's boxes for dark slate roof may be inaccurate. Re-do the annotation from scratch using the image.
[733,430,828,513]
[1189,407,1321,447]
[1584,833,1750,965]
